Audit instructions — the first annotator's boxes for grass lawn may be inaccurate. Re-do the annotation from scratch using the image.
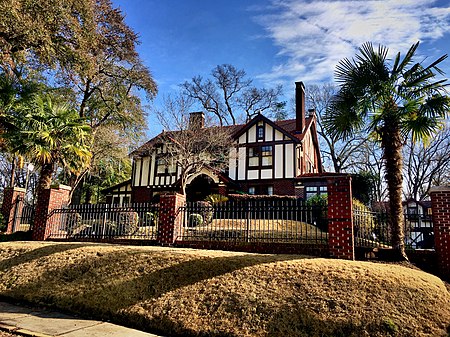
[0,241,449,337]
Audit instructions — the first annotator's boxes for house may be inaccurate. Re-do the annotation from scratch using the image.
[103,82,324,204]
[403,199,433,249]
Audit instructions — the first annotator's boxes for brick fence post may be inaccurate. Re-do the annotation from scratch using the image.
[1,187,26,234]
[157,193,186,245]
[327,175,354,260]
[429,186,450,280]
[32,184,71,241]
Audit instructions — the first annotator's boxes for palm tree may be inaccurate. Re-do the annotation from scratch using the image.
[324,42,450,260]
[5,94,92,198]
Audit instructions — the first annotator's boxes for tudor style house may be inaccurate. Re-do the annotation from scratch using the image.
[103,82,324,204]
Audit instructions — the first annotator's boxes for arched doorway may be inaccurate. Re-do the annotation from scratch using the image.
[186,174,219,202]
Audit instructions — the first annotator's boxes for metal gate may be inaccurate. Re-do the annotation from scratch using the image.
[11,196,35,232]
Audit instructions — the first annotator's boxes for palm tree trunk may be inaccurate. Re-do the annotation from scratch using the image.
[36,163,54,195]
[381,117,408,261]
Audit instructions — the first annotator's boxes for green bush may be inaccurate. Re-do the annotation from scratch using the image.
[188,213,203,227]
[0,213,6,232]
[191,201,213,224]
[353,199,377,233]
[306,194,328,208]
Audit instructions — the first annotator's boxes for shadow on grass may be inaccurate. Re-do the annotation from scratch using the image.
[3,249,313,336]
[0,242,96,272]
[0,231,32,242]
[266,302,396,337]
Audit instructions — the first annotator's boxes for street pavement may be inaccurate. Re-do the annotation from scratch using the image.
[0,301,163,337]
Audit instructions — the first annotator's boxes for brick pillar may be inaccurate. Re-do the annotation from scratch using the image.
[32,184,71,241]
[218,183,227,196]
[157,193,186,245]
[1,187,26,234]
[429,186,450,280]
[327,176,354,260]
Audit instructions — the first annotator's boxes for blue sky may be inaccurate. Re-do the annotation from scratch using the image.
[112,0,450,135]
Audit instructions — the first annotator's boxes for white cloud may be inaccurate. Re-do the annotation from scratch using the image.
[254,0,450,85]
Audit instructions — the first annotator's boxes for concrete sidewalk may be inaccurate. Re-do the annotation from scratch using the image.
[0,301,163,337]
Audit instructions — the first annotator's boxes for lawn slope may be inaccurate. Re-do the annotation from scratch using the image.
[0,242,449,337]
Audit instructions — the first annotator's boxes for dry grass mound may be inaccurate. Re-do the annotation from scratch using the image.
[0,242,449,337]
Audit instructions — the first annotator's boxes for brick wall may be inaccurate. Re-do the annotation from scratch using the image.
[327,176,354,260]
[238,179,295,196]
[429,186,450,280]
[157,193,186,245]
[1,187,25,234]
[33,185,71,241]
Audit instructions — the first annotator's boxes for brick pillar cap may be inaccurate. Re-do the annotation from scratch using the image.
[429,186,450,194]
[50,184,72,191]
[4,187,26,192]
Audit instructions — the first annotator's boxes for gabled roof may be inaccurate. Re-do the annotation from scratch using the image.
[130,113,317,157]
[231,114,303,143]
[101,179,132,194]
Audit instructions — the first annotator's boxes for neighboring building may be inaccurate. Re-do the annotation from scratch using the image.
[104,82,324,204]
[403,199,433,249]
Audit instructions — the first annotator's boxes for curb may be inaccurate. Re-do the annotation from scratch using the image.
[0,323,53,337]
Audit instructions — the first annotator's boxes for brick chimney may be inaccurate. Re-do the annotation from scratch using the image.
[188,112,205,130]
[295,82,306,133]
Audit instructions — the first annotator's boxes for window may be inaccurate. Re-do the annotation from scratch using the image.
[257,125,264,140]
[156,158,166,174]
[168,162,177,174]
[261,146,272,166]
[122,196,130,205]
[248,145,273,168]
[249,147,260,167]
[248,185,273,196]
[156,157,176,175]
[305,186,327,199]
[407,207,417,215]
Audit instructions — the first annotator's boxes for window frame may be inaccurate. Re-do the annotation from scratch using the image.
[247,145,273,169]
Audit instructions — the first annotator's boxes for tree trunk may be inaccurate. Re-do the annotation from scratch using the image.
[9,156,15,188]
[381,115,408,261]
[35,162,54,205]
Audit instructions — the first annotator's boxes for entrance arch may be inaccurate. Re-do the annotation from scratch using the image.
[186,174,219,202]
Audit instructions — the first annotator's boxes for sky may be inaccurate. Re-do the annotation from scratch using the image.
[111,0,450,135]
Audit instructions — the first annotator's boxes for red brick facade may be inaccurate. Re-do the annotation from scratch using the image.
[238,179,296,196]
[157,193,186,245]
[327,176,354,260]
[430,186,450,280]
[32,185,71,241]
[1,187,25,234]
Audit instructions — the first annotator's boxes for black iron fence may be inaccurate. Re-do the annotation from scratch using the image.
[10,197,35,233]
[178,200,328,244]
[46,203,159,240]
[353,206,434,250]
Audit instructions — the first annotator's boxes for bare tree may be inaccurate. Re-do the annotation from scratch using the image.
[403,125,450,201]
[306,83,368,172]
[152,94,234,195]
[181,64,282,126]
[349,140,387,203]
